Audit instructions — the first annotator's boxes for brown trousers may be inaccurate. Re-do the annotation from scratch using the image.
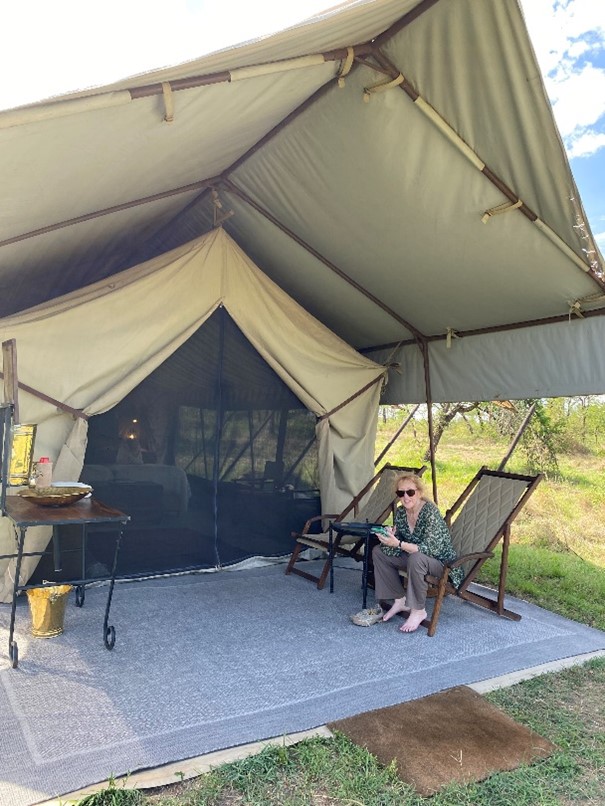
[372,544,445,610]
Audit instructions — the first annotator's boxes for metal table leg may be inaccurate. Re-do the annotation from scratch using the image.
[102,526,124,650]
[328,522,334,594]
[75,523,87,607]
[52,524,62,572]
[361,525,371,610]
[8,527,26,668]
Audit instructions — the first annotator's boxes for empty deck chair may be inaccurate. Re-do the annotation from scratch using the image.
[395,466,542,636]
[285,463,426,590]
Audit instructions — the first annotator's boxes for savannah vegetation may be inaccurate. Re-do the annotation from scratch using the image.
[76,397,605,805]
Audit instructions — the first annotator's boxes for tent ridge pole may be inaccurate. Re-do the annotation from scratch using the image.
[370,48,604,289]
[0,178,220,249]
[221,79,338,177]
[222,179,426,340]
[117,186,216,268]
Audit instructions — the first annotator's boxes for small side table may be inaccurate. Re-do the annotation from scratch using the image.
[2,495,129,668]
[329,520,382,606]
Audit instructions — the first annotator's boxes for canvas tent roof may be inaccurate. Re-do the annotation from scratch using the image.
[1,0,604,406]
[0,228,385,599]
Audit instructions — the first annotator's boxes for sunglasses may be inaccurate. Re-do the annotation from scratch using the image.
[396,488,416,498]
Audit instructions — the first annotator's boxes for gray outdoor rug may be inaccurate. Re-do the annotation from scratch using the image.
[1,559,605,806]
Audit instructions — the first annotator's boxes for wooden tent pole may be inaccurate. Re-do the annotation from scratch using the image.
[420,341,438,504]
[224,73,357,177]
[2,340,19,423]
[370,47,604,290]
[374,403,420,466]
[497,402,537,471]
[275,407,288,485]
[223,179,425,340]
[0,371,87,420]
[220,412,273,482]
[362,303,605,354]
[248,410,256,480]
[0,178,220,249]
[284,434,315,483]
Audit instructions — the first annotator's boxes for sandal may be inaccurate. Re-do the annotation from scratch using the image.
[350,606,384,626]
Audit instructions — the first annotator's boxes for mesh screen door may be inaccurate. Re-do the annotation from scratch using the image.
[32,308,321,582]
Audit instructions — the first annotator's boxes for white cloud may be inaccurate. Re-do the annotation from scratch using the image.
[567,130,605,158]
[519,0,605,156]
[549,63,605,137]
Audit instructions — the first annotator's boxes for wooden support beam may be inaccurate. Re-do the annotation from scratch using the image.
[2,340,19,422]
[0,370,87,421]
[0,178,219,249]
[374,404,420,466]
[420,341,438,504]
[222,179,427,341]
[497,402,537,472]
[369,47,604,290]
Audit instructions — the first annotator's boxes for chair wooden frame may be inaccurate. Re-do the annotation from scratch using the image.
[397,467,543,636]
[285,463,426,590]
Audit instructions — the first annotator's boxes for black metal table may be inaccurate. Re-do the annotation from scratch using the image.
[2,495,130,668]
[329,520,383,606]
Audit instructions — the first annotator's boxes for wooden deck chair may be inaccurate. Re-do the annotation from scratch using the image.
[285,463,427,590]
[397,467,542,636]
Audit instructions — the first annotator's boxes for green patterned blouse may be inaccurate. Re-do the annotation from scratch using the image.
[380,500,464,588]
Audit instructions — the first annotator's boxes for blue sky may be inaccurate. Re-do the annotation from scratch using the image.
[1,0,603,259]
[520,0,605,261]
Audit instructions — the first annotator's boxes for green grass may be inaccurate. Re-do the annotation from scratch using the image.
[93,659,605,805]
[376,414,605,568]
[479,545,605,630]
[80,412,605,804]
[77,778,146,805]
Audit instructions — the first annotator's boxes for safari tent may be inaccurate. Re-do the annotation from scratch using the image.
[0,0,604,595]
[0,230,385,597]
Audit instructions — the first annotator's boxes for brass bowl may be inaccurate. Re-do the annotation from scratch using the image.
[18,485,93,507]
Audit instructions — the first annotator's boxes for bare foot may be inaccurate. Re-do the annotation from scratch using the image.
[399,608,427,633]
[382,598,409,622]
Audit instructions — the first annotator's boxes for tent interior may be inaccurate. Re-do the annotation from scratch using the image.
[1,0,605,591]
[29,306,322,583]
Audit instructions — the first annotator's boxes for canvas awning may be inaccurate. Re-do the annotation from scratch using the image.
[0,0,603,400]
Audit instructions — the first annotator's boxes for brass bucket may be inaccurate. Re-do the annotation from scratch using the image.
[26,585,73,637]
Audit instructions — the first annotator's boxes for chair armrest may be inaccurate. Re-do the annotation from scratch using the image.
[449,551,494,569]
[295,514,340,536]
[423,551,495,587]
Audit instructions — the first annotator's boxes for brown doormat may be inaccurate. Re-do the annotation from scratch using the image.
[328,685,556,796]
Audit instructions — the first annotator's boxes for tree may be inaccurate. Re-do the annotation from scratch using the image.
[422,402,483,462]
[423,399,564,477]
[481,399,563,477]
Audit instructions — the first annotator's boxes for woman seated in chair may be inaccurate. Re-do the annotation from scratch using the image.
[370,472,464,633]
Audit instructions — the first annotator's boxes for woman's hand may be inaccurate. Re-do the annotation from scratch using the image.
[376,525,400,549]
